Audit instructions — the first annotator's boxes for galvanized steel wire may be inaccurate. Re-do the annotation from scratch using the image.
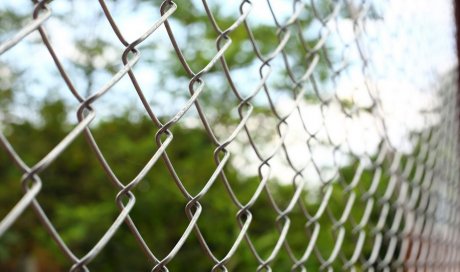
[0,0,459,271]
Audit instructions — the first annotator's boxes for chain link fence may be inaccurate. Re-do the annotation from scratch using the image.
[0,0,459,271]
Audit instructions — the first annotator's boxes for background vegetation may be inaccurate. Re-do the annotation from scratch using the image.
[0,1,398,271]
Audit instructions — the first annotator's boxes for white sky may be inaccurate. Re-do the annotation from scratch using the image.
[0,0,457,186]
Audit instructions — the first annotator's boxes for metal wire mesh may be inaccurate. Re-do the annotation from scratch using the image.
[0,0,458,271]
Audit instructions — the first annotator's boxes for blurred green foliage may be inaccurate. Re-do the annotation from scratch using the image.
[0,101,399,271]
[0,1,399,271]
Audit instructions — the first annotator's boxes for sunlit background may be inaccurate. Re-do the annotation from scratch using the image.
[0,0,457,271]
